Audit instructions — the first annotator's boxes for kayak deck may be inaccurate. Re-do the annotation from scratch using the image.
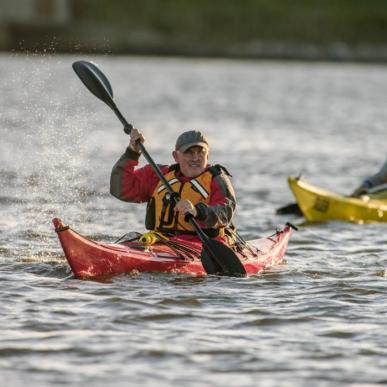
[53,218,292,279]
[288,176,387,223]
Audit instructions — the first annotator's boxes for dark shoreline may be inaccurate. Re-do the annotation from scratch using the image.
[3,25,387,64]
[0,33,387,63]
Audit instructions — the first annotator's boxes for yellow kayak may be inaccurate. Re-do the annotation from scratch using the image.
[288,176,387,223]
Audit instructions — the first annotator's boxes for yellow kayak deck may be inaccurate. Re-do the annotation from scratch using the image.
[288,177,387,223]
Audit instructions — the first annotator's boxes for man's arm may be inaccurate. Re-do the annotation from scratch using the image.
[110,148,160,203]
[366,159,387,187]
[195,172,236,228]
[352,158,387,196]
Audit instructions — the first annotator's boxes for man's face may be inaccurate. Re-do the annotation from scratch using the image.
[173,146,209,177]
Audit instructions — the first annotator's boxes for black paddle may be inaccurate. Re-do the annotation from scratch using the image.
[72,60,246,277]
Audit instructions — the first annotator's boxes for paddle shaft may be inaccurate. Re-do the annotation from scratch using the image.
[111,103,133,135]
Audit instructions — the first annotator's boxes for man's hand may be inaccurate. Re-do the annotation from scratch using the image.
[129,128,145,153]
[174,199,198,217]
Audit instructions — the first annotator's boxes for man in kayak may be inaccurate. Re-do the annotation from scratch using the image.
[110,129,236,241]
[351,158,387,197]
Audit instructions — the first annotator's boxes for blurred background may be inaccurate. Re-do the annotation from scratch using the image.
[1,0,387,61]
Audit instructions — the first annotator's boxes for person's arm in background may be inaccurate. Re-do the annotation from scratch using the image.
[351,158,387,197]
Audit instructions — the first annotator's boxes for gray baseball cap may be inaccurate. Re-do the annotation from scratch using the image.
[175,130,209,152]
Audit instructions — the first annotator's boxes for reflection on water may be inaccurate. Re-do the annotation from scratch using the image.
[0,54,387,386]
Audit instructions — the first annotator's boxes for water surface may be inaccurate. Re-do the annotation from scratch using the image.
[1,54,387,386]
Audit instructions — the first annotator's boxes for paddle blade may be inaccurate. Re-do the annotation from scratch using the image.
[276,202,303,216]
[201,239,246,277]
[72,60,115,110]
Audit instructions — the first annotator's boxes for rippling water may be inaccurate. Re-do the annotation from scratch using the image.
[1,53,387,386]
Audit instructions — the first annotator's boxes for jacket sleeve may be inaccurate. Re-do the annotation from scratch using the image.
[195,171,236,228]
[110,147,161,203]
[364,159,387,188]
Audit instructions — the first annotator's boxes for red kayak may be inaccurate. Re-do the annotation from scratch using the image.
[53,218,292,279]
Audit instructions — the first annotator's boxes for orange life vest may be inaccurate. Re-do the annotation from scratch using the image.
[145,167,222,235]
